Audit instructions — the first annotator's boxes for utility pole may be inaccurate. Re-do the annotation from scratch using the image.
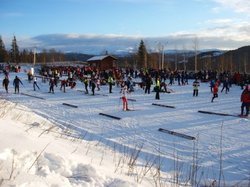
[182,45,187,71]
[193,37,199,73]
[156,42,166,70]
[157,42,162,70]
[183,54,186,71]
[31,47,36,76]
[161,42,168,69]
[33,47,36,67]
[195,50,197,73]
[161,44,164,69]
[175,45,178,71]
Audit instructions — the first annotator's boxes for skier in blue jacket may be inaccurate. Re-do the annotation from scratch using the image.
[13,76,23,94]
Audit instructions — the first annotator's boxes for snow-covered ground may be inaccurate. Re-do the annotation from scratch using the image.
[0,65,249,187]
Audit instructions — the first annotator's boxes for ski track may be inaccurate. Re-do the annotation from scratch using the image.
[2,73,249,184]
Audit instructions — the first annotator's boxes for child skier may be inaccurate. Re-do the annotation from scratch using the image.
[121,83,129,111]
[240,85,250,117]
[193,78,200,97]
[60,79,67,93]
[49,77,55,94]
[33,77,40,91]
[211,82,219,102]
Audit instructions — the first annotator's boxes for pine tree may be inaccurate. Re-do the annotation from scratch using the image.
[10,35,20,63]
[0,36,8,62]
[137,40,148,69]
[20,49,32,63]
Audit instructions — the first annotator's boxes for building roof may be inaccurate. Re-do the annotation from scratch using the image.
[87,55,117,62]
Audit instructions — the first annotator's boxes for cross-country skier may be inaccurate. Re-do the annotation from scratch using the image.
[2,76,9,93]
[221,77,230,94]
[193,78,200,97]
[155,77,160,100]
[108,75,114,93]
[33,77,40,91]
[240,85,250,117]
[211,82,219,102]
[91,78,96,95]
[121,82,129,111]
[84,77,89,94]
[145,74,152,94]
[13,76,23,94]
[60,79,67,93]
[49,77,55,94]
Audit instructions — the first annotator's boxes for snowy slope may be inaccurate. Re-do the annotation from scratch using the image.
[0,65,249,186]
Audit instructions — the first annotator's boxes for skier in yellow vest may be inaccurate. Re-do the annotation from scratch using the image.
[108,75,114,93]
[155,77,160,100]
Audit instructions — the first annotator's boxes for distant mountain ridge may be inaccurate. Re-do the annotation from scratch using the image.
[64,53,93,62]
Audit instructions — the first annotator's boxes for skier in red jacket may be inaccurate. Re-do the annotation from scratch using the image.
[211,82,219,102]
[240,85,250,116]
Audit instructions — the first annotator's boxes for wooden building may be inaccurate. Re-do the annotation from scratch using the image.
[87,55,117,70]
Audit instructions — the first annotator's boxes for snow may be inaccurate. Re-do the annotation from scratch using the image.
[0,65,249,187]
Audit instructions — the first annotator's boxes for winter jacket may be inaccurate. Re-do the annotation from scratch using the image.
[49,79,55,86]
[156,79,160,87]
[213,85,218,94]
[3,78,9,86]
[193,80,200,90]
[108,76,113,84]
[13,77,23,87]
[241,89,250,103]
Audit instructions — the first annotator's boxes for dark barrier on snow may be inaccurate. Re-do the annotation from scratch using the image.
[21,93,45,100]
[77,90,84,93]
[34,75,49,80]
[62,103,78,108]
[198,110,237,117]
[152,103,175,108]
[77,90,108,96]
[99,113,121,120]
[128,98,136,102]
[158,128,195,140]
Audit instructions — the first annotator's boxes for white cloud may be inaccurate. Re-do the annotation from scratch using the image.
[66,33,81,39]
[2,28,250,54]
[164,17,250,50]
[200,18,250,41]
[213,0,250,14]
[205,18,233,24]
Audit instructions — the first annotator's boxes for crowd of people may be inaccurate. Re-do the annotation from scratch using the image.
[1,65,250,116]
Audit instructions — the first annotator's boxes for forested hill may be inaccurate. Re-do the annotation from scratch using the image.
[64,53,93,62]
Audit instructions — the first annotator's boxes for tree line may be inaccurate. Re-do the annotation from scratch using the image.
[121,40,250,74]
[0,35,66,64]
[0,35,249,74]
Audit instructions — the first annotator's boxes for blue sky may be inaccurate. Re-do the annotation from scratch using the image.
[0,0,250,54]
